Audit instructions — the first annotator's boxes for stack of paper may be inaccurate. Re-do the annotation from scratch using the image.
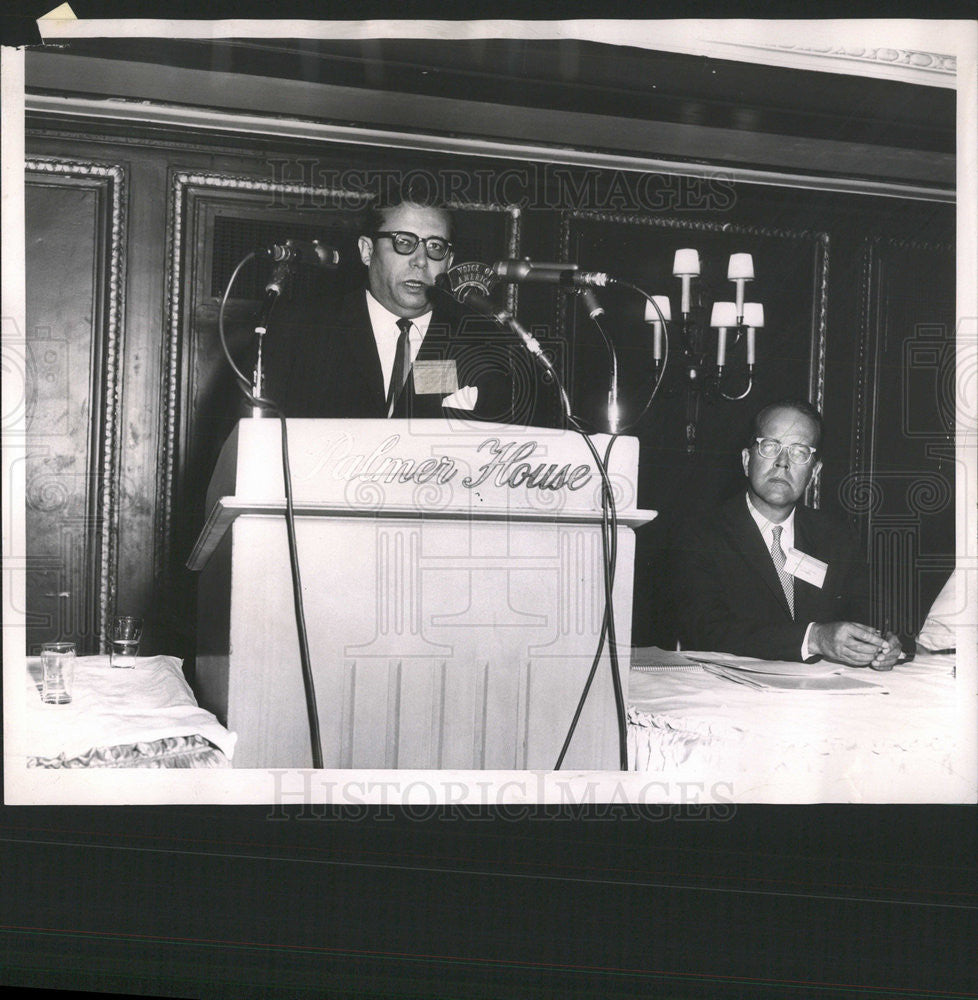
[630,647,706,671]
[679,652,887,693]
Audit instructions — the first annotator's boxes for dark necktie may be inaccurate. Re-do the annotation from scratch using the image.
[771,524,794,618]
[386,318,413,417]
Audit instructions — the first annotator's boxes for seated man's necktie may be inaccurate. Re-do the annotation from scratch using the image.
[771,524,794,618]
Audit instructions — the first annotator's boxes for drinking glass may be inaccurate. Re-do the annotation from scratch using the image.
[41,641,76,704]
[109,616,143,668]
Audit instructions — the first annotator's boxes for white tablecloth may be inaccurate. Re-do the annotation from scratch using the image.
[25,655,237,761]
[627,652,973,802]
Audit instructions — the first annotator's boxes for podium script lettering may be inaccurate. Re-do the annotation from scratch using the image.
[309,435,594,492]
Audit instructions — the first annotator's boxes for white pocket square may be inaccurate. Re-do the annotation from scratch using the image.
[441,385,478,411]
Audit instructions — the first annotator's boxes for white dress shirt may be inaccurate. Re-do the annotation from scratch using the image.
[364,290,433,399]
[746,494,815,659]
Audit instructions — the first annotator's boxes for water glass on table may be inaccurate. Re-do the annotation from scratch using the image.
[41,641,76,704]
[109,616,143,668]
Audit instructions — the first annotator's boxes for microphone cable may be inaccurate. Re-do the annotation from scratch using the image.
[604,278,672,434]
[551,281,673,769]
[554,432,624,771]
[552,292,625,768]
[553,279,674,769]
[483,300,629,770]
[217,252,324,769]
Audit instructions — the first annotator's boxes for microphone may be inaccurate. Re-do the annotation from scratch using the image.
[427,275,509,324]
[457,286,509,322]
[429,275,549,365]
[578,287,605,319]
[491,259,612,287]
[431,275,573,420]
[256,261,291,334]
[263,239,341,269]
[255,240,340,334]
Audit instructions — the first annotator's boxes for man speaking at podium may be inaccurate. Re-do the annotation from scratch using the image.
[262,184,516,423]
[673,399,906,668]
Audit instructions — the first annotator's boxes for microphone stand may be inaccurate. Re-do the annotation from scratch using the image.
[578,287,618,433]
[216,250,324,769]
[251,261,291,417]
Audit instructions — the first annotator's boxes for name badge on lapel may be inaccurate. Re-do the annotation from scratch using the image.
[412,359,459,395]
[785,547,828,589]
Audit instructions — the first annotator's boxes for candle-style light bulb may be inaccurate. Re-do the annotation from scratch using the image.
[742,302,764,367]
[727,253,754,321]
[710,301,738,369]
[644,295,672,364]
[673,249,699,315]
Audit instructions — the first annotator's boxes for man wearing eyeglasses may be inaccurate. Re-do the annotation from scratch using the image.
[263,187,513,421]
[674,398,904,668]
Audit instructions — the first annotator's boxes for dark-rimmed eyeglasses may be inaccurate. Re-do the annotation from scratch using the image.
[754,437,818,464]
[373,231,453,261]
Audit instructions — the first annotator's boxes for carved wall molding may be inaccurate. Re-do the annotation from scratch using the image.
[450,201,521,313]
[25,156,127,648]
[749,43,955,76]
[702,38,957,90]
[852,242,875,484]
[809,233,830,509]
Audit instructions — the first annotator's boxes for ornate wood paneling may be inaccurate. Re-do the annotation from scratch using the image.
[845,236,955,635]
[24,158,126,654]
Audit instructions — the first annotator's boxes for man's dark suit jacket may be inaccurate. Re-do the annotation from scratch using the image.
[261,288,524,423]
[673,492,873,661]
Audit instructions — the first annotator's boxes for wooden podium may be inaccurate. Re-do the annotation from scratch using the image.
[188,418,655,770]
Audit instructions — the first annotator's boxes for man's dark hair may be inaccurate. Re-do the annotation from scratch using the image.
[363,175,454,240]
[748,398,824,449]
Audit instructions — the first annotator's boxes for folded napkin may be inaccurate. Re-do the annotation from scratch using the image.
[24,655,237,761]
[441,385,478,411]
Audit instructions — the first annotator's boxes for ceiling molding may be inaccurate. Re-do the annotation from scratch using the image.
[704,40,956,88]
[26,93,954,204]
[24,52,955,199]
[32,18,967,90]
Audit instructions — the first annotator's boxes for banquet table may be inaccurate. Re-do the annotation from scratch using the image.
[23,655,237,768]
[627,650,973,802]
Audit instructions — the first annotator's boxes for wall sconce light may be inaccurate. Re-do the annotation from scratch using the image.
[645,249,763,453]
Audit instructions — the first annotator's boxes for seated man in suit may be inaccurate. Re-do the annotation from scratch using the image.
[673,398,904,668]
[262,183,520,423]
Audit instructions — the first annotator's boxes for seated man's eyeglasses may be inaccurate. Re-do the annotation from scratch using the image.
[754,437,818,464]
[373,231,453,261]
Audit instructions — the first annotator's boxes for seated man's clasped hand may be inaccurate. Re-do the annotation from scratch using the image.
[674,399,906,669]
[808,622,902,670]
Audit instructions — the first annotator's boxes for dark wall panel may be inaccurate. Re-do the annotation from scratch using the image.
[847,239,955,638]
[25,173,114,654]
